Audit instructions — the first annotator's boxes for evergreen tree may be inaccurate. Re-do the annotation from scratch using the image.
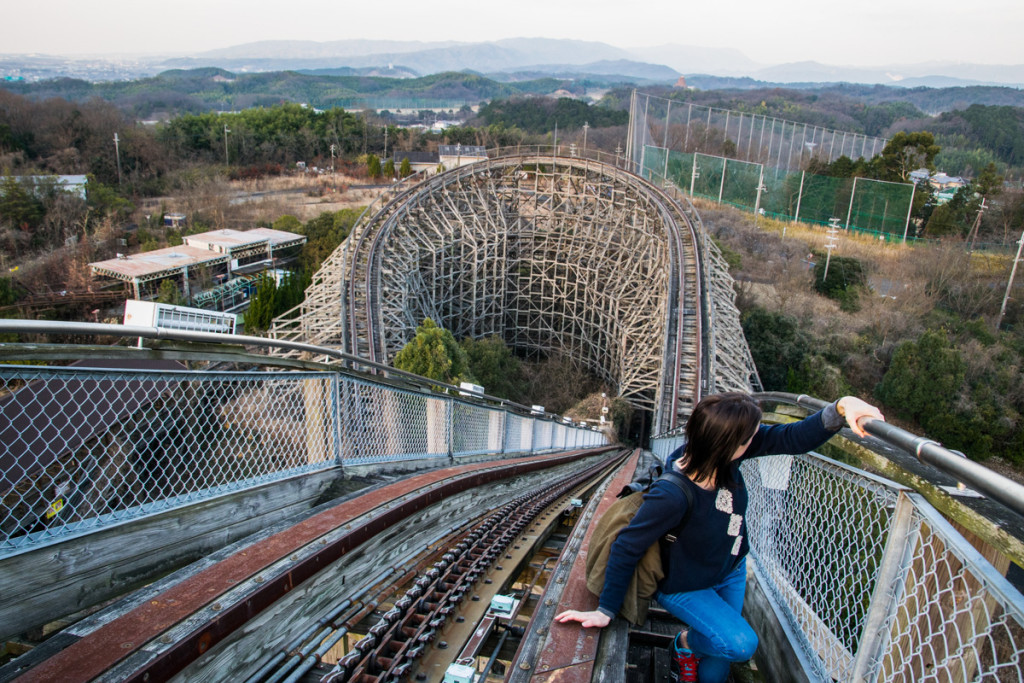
[876,329,965,430]
[245,275,277,331]
[155,279,185,306]
[812,253,867,311]
[366,154,382,180]
[874,131,940,182]
[741,307,810,392]
[0,176,43,232]
[460,335,526,401]
[394,318,473,385]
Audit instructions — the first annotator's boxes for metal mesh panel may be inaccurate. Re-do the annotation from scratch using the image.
[643,146,914,240]
[504,414,533,453]
[692,154,727,200]
[534,420,554,451]
[874,506,1024,683]
[721,159,763,211]
[642,146,668,181]
[339,379,448,464]
[744,454,900,680]
[1,367,335,553]
[847,178,915,239]
[0,365,604,554]
[452,401,502,457]
[762,168,804,218]
[650,436,686,463]
[667,151,695,191]
[796,173,854,227]
[635,93,888,172]
[555,423,570,450]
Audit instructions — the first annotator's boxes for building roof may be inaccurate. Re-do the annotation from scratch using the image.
[438,145,487,158]
[393,151,440,164]
[930,173,965,187]
[90,246,228,283]
[244,227,306,247]
[183,228,305,253]
[185,229,267,253]
[90,228,305,283]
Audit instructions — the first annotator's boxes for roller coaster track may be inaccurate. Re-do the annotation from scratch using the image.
[271,149,758,433]
[3,447,625,683]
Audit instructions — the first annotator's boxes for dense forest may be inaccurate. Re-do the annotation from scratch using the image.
[477,97,628,133]
[0,69,589,118]
[707,204,1024,467]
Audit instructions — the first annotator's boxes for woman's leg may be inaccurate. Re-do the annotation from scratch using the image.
[656,560,757,683]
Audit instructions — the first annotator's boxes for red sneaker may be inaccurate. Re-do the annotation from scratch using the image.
[670,631,700,682]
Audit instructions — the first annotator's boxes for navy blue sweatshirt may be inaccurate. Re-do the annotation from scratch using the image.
[597,405,844,618]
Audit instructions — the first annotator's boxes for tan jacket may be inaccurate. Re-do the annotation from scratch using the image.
[585,491,664,625]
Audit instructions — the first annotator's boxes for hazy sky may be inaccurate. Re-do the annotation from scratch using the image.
[4,0,1022,67]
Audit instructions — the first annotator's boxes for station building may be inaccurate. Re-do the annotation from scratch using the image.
[89,227,305,307]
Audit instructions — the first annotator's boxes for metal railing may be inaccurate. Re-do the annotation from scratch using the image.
[0,322,605,556]
[650,393,1024,682]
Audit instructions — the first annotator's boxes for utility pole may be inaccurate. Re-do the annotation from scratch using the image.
[753,164,766,219]
[998,228,1024,327]
[582,121,589,157]
[966,197,988,252]
[223,124,230,165]
[383,126,388,162]
[113,133,122,186]
[823,218,841,282]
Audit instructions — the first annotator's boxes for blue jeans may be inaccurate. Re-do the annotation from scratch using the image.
[655,558,757,683]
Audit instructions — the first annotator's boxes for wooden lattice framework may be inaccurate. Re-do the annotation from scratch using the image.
[271,153,759,434]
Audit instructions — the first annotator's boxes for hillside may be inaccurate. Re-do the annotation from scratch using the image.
[0,69,592,117]
[699,201,1024,468]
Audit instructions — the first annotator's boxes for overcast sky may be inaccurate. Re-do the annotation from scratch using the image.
[4,0,1022,67]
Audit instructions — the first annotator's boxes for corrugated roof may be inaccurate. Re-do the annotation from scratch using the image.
[438,145,487,157]
[90,246,227,281]
[90,229,304,281]
[184,229,267,251]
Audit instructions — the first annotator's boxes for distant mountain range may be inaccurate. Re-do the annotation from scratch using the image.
[2,37,1022,89]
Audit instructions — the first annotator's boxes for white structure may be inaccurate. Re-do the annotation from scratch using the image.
[6,175,88,200]
[438,145,486,170]
[91,227,305,300]
[123,299,237,334]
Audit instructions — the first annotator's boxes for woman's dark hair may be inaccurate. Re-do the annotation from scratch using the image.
[680,392,762,488]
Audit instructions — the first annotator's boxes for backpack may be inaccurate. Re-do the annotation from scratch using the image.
[584,464,695,624]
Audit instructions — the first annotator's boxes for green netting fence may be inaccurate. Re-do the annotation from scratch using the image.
[642,146,915,241]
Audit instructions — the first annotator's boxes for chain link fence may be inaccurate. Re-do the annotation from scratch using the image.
[0,365,605,556]
[629,92,889,175]
[647,438,1024,681]
[642,147,916,240]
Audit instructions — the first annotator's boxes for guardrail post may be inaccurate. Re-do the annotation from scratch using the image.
[447,396,455,461]
[848,491,917,680]
[331,374,343,468]
[303,374,332,465]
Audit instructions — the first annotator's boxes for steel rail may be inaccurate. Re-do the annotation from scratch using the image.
[757,391,1024,519]
[9,446,615,683]
[0,319,568,419]
[317,452,624,683]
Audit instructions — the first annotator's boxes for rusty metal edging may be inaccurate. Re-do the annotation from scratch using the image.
[511,449,643,682]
